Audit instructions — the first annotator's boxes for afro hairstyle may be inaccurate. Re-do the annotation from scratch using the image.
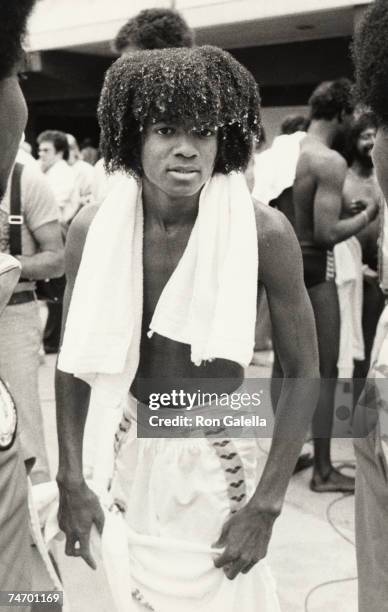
[353,0,388,125]
[308,79,354,121]
[113,8,194,54]
[0,0,36,80]
[98,45,261,178]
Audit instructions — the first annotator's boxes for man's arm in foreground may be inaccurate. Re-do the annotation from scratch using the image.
[55,205,104,569]
[214,205,319,579]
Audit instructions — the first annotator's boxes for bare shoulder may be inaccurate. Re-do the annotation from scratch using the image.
[253,199,303,285]
[310,145,347,179]
[253,199,297,247]
[65,204,98,281]
[69,204,98,238]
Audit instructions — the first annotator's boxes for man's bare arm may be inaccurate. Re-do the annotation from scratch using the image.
[55,205,104,569]
[214,207,319,579]
[16,221,64,279]
[314,152,378,247]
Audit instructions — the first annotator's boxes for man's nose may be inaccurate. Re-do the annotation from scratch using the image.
[173,135,198,158]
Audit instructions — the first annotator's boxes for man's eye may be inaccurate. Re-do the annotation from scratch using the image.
[157,127,174,136]
[194,128,216,138]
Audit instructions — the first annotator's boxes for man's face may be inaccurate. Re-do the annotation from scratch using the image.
[0,73,27,200]
[141,121,218,200]
[38,140,59,172]
[355,126,376,168]
[372,126,388,202]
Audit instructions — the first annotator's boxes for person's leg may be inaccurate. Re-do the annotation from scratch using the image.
[43,301,63,353]
[354,281,385,405]
[0,301,50,483]
[308,280,354,491]
[0,435,32,611]
[354,431,388,612]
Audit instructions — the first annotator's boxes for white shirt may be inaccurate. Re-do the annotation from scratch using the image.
[44,160,77,224]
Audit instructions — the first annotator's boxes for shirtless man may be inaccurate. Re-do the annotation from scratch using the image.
[273,79,379,492]
[56,47,319,609]
[342,112,384,402]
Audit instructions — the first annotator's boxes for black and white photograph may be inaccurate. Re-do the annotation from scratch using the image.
[0,0,388,610]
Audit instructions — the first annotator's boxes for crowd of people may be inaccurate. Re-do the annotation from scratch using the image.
[1,1,388,611]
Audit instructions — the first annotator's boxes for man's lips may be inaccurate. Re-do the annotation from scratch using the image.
[168,166,199,173]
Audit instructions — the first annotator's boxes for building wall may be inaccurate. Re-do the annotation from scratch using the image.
[24,0,368,149]
[28,0,371,51]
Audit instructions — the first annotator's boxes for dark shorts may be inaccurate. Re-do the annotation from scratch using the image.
[302,247,335,289]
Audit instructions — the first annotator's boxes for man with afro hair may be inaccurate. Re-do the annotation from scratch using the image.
[353,2,388,610]
[56,45,319,610]
[0,0,37,600]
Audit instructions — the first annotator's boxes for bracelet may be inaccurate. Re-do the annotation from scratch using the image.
[360,210,370,225]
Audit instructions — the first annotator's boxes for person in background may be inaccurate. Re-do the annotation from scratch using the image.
[80,138,99,166]
[67,133,94,210]
[271,80,379,492]
[280,114,309,135]
[0,135,64,482]
[342,111,384,402]
[37,129,77,225]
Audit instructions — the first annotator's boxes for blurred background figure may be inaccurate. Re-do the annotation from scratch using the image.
[36,130,71,356]
[0,142,64,482]
[37,129,77,226]
[80,138,99,166]
[280,114,310,135]
[67,133,94,210]
[341,111,384,401]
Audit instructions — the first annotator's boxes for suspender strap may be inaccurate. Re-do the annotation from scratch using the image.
[8,163,24,256]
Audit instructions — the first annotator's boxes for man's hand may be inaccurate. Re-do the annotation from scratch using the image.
[212,502,278,580]
[57,479,105,570]
[350,198,379,222]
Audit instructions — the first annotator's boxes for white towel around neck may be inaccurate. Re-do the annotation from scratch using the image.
[58,172,258,409]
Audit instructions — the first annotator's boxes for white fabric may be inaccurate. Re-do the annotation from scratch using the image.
[32,399,280,612]
[43,159,77,224]
[92,158,121,207]
[334,237,364,377]
[252,132,305,204]
[72,159,94,208]
[379,199,388,294]
[107,399,279,612]
[58,172,258,412]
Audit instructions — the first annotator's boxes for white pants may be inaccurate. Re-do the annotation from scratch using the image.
[105,396,281,612]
